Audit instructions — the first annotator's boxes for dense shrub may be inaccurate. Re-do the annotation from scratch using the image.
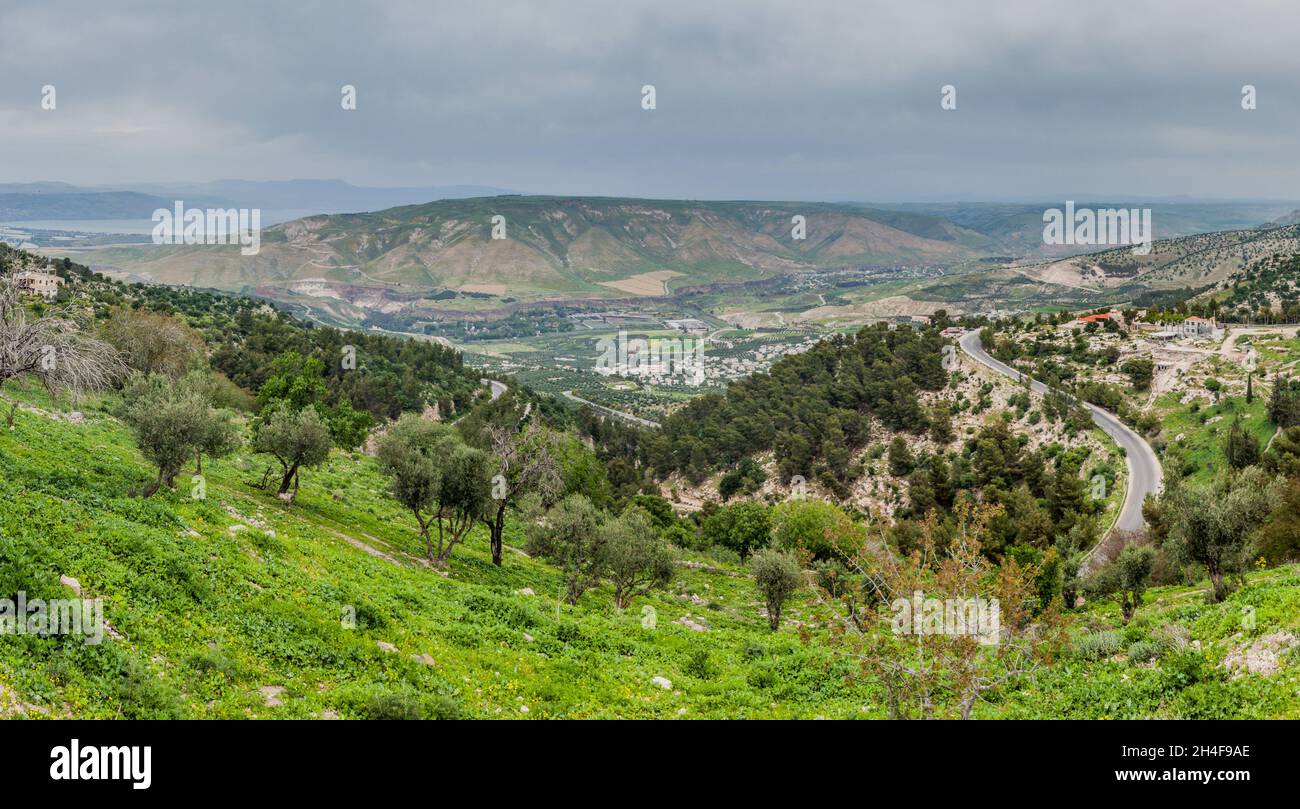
[1070,630,1123,661]
[354,688,465,720]
[1127,640,1162,664]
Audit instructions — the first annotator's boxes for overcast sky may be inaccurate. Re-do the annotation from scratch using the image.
[3,0,1299,201]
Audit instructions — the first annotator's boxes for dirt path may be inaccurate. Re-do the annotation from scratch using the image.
[325,525,430,568]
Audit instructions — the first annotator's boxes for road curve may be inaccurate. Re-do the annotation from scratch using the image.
[958,331,1162,546]
[562,390,661,429]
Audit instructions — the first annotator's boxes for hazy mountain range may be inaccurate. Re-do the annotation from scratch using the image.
[0,180,516,221]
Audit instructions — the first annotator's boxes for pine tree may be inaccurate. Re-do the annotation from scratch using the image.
[1224,416,1260,470]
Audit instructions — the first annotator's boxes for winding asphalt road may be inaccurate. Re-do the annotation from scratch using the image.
[562,390,661,429]
[958,331,1162,549]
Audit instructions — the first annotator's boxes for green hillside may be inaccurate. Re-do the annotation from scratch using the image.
[0,379,865,719]
[2,244,1299,721]
[2,378,1298,719]
[874,201,1296,257]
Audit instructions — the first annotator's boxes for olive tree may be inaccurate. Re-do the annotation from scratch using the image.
[751,548,802,631]
[433,439,494,563]
[253,404,332,501]
[1085,544,1156,621]
[377,414,492,564]
[117,373,239,498]
[191,402,242,475]
[1162,466,1279,602]
[378,416,445,561]
[177,371,242,474]
[525,493,604,604]
[601,509,675,609]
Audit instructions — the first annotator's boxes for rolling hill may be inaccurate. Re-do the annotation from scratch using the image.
[905,222,1300,316]
[1015,223,1300,294]
[872,201,1298,258]
[73,196,996,298]
[66,197,1300,329]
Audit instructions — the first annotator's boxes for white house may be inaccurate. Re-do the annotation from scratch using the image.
[1172,316,1216,338]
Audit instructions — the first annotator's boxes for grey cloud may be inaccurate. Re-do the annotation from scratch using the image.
[1,0,1298,200]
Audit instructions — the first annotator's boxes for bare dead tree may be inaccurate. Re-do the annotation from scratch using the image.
[0,276,125,428]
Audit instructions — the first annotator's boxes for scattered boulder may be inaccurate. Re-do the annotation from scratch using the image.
[59,575,82,597]
[674,615,708,632]
[259,686,284,707]
[1221,631,1298,679]
[413,653,435,666]
[651,676,673,690]
[515,587,535,596]
[376,641,398,653]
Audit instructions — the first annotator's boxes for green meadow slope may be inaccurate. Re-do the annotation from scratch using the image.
[1,380,1298,719]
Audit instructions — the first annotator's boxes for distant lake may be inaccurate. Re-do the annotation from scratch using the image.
[1,209,319,236]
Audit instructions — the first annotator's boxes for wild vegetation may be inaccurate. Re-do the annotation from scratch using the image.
[2,244,1299,719]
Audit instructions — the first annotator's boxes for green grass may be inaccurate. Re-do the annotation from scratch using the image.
[1,382,1297,719]
[994,567,1300,719]
[0,385,869,719]
[1154,391,1273,485]
[1086,426,1128,537]
[1246,334,1300,366]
